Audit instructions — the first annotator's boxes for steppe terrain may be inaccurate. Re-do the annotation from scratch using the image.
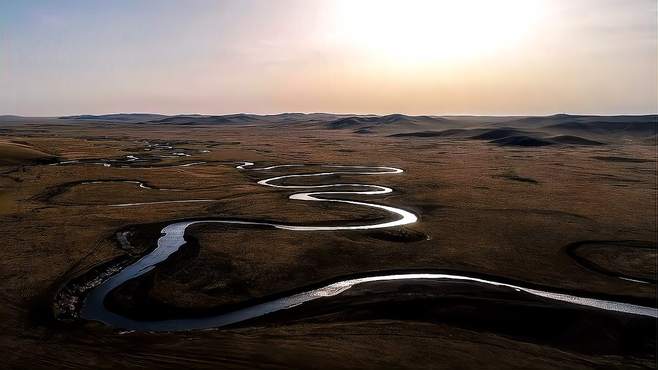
[0,113,656,369]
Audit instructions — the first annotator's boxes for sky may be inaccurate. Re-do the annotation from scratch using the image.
[1,0,656,116]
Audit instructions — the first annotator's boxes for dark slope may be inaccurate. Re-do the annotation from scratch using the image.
[470,128,539,140]
[549,135,605,146]
[389,129,471,138]
[328,115,412,129]
[642,135,657,146]
[263,113,347,122]
[544,120,657,137]
[500,114,576,126]
[498,114,657,137]
[389,129,609,148]
[0,141,58,165]
[490,136,555,147]
[327,114,453,130]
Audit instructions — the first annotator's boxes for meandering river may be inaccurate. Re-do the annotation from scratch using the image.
[76,162,657,332]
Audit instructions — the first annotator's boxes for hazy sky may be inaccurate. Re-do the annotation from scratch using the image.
[1,0,656,116]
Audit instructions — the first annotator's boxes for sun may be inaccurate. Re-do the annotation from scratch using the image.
[331,0,547,66]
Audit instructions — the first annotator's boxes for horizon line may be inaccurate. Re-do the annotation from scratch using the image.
[3,111,658,118]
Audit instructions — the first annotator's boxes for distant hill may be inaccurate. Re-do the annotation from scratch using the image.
[150,114,265,125]
[263,113,347,122]
[543,120,657,137]
[327,114,454,132]
[0,115,41,123]
[20,113,657,144]
[497,114,657,137]
[60,113,167,122]
[148,113,351,125]
[500,113,576,126]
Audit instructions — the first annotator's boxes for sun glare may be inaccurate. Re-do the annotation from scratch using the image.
[332,0,547,65]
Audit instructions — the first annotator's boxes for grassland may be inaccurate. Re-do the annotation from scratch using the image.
[0,114,655,369]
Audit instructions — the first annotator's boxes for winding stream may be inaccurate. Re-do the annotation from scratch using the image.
[77,162,657,332]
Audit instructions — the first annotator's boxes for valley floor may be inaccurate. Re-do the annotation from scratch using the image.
[0,119,655,369]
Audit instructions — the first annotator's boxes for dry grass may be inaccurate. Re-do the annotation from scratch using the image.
[0,120,655,369]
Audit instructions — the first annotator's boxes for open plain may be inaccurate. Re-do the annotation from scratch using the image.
[0,113,656,369]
